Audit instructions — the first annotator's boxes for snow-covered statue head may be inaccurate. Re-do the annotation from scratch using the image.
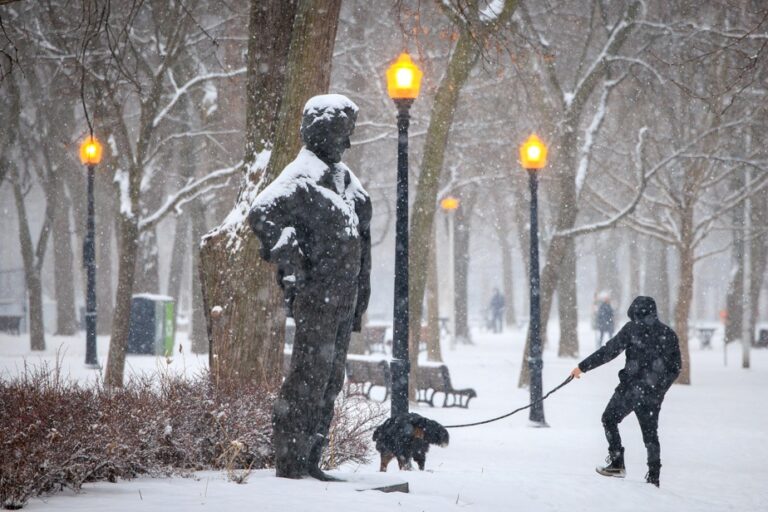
[300,94,358,164]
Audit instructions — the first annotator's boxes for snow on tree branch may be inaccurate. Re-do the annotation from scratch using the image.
[138,161,242,232]
[575,73,628,197]
[152,67,246,128]
[556,126,648,239]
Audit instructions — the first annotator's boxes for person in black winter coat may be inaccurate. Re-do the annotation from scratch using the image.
[570,296,681,487]
[595,298,615,349]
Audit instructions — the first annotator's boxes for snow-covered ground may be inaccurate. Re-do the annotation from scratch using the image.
[1,322,766,512]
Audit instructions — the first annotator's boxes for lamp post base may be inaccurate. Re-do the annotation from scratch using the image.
[84,362,102,370]
[528,420,550,428]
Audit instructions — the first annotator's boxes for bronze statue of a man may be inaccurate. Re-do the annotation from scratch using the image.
[248,94,371,480]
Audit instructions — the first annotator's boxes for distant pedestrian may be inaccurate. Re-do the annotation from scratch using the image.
[570,296,681,488]
[489,288,505,333]
[595,294,614,349]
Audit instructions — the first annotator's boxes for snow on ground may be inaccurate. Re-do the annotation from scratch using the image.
[1,321,766,512]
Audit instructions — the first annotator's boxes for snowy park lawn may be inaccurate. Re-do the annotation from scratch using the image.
[1,323,766,512]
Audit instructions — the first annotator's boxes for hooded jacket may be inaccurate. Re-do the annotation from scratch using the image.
[578,296,682,398]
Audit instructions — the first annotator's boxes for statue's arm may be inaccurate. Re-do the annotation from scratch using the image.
[353,195,372,332]
[248,189,305,287]
[248,198,289,263]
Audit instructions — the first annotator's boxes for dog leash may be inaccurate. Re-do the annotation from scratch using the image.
[443,375,574,429]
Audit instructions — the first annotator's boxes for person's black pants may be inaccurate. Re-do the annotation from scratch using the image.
[601,384,663,466]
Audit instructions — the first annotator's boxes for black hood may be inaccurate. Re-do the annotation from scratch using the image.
[627,296,658,323]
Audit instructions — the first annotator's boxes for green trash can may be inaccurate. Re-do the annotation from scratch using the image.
[127,294,176,356]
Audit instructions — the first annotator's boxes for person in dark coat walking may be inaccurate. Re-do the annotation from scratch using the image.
[595,296,615,349]
[249,94,371,481]
[489,288,505,333]
[570,296,681,487]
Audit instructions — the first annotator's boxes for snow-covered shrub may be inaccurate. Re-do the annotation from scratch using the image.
[324,391,385,470]
[0,362,379,509]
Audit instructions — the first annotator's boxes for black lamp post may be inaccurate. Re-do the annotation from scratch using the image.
[80,135,103,369]
[520,134,548,426]
[386,52,422,418]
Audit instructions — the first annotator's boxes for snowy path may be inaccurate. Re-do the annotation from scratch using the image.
[1,324,766,512]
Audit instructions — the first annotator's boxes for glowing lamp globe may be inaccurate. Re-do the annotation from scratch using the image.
[386,53,423,100]
[519,134,547,170]
[440,196,460,211]
[80,136,103,166]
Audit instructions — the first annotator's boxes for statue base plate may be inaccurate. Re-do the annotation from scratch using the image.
[325,472,409,493]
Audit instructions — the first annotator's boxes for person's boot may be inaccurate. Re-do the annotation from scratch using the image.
[645,461,661,487]
[307,433,343,482]
[596,448,626,478]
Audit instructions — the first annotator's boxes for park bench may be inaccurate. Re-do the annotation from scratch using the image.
[0,299,24,335]
[415,364,477,408]
[349,325,388,355]
[362,325,388,354]
[0,315,22,335]
[756,329,768,348]
[345,357,390,401]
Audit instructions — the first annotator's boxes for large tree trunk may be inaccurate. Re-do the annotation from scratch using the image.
[657,242,671,324]
[674,244,693,385]
[11,166,52,351]
[190,199,208,354]
[454,191,474,344]
[199,0,342,387]
[134,226,161,294]
[167,119,198,306]
[627,230,641,302]
[95,181,114,335]
[724,173,745,343]
[595,230,622,303]
[166,213,189,305]
[408,30,481,377]
[495,210,516,327]
[52,181,78,335]
[105,217,139,387]
[644,237,671,324]
[425,226,442,362]
[557,238,579,357]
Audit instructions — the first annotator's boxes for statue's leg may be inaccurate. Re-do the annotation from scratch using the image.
[273,291,338,479]
[307,294,356,481]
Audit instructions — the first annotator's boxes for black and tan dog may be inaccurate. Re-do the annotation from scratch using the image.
[373,413,449,471]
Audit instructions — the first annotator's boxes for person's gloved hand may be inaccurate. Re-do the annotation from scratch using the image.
[570,367,583,379]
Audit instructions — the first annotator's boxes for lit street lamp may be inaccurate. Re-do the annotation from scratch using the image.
[386,52,422,418]
[80,135,103,369]
[440,196,460,350]
[519,133,548,426]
